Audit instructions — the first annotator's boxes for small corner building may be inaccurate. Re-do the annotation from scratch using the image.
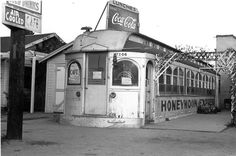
[42,29,219,128]
[1,33,65,112]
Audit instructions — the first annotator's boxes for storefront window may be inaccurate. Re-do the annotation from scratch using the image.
[112,60,139,86]
[68,61,81,85]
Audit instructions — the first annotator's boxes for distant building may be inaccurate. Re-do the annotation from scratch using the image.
[216,34,236,109]
[1,33,65,111]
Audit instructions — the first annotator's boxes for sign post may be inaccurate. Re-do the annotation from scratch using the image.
[6,27,25,140]
[2,0,42,140]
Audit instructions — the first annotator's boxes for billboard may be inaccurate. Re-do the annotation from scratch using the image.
[2,2,42,33]
[107,0,139,33]
[6,0,42,14]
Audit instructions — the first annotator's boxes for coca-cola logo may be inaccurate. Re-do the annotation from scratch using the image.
[111,12,137,30]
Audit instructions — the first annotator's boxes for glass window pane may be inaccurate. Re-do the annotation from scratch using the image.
[173,76,177,85]
[179,68,183,76]
[191,71,194,79]
[187,71,190,78]
[159,74,164,84]
[173,68,178,75]
[166,67,172,74]
[166,75,171,84]
[112,60,138,86]
[179,78,184,86]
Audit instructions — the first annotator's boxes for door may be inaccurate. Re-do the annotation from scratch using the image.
[85,53,107,115]
[54,66,65,113]
[145,61,153,123]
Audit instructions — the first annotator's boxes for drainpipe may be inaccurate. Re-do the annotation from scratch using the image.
[30,53,36,113]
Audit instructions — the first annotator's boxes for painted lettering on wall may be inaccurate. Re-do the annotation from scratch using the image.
[161,99,198,112]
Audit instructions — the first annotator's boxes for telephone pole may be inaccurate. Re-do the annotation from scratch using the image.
[6,27,25,139]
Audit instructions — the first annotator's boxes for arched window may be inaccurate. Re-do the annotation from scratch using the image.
[159,74,165,93]
[195,73,200,95]
[191,71,194,88]
[159,74,164,84]
[187,70,194,94]
[191,71,195,94]
[68,61,81,85]
[187,71,191,94]
[203,75,206,89]
[209,76,212,89]
[166,67,172,92]
[112,60,139,86]
[166,67,172,85]
[173,68,178,93]
[199,74,202,88]
[179,68,184,94]
[187,71,191,87]
[212,77,215,90]
[206,76,208,89]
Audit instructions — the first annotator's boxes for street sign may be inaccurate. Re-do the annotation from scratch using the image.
[2,3,42,33]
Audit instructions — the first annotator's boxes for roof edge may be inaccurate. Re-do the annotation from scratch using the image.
[216,34,236,40]
[39,41,73,63]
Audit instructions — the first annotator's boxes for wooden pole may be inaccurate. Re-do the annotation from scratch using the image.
[6,28,25,140]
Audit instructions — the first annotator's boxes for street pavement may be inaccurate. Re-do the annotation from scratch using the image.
[1,111,236,156]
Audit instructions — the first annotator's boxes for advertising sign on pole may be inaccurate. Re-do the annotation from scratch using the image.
[107,0,139,33]
[2,2,42,33]
[6,0,42,14]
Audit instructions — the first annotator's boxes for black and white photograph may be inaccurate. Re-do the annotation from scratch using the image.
[1,0,236,155]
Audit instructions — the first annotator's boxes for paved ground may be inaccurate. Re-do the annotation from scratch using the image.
[144,111,230,132]
[1,111,236,156]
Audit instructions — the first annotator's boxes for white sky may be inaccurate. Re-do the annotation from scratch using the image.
[1,0,236,51]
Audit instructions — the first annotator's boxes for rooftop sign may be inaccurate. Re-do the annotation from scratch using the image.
[107,0,139,33]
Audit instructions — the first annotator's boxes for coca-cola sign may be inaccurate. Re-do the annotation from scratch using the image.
[107,0,139,33]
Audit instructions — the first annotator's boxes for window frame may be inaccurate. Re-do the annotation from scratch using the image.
[111,59,140,88]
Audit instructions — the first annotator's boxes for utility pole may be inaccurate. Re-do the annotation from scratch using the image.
[6,27,25,140]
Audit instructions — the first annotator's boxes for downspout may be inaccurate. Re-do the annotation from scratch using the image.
[30,52,36,113]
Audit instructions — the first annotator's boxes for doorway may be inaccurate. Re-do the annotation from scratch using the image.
[84,53,107,115]
[54,65,65,113]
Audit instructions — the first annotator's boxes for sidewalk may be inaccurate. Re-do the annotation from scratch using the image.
[1,112,53,122]
[144,111,231,132]
[1,111,231,133]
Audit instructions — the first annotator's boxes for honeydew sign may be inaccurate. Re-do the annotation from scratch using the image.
[107,0,139,33]
[2,0,42,33]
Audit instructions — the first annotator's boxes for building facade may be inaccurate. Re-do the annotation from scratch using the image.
[216,35,236,109]
[43,30,219,128]
[1,33,65,111]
